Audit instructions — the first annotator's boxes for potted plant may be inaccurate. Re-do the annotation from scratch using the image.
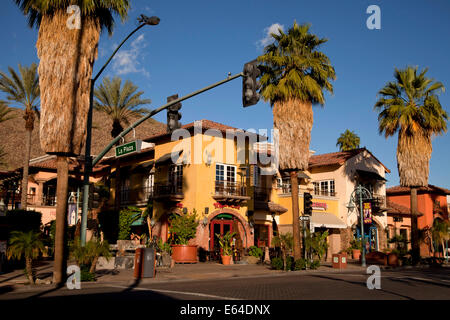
[169,210,199,263]
[349,238,362,260]
[216,231,236,265]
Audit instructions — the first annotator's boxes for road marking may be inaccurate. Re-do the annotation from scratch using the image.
[106,285,240,300]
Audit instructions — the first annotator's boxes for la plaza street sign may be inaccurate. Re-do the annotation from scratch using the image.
[115,140,142,158]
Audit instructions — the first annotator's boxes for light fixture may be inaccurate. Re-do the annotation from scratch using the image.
[183,207,187,214]
[150,218,156,227]
[205,207,209,215]
[202,217,208,227]
[138,15,160,26]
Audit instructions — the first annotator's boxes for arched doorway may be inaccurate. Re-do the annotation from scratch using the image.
[207,210,250,261]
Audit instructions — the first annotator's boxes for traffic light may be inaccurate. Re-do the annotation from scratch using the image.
[242,59,261,107]
[304,192,313,215]
[167,94,182,133]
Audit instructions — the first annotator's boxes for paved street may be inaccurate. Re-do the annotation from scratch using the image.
[1,267,449,301]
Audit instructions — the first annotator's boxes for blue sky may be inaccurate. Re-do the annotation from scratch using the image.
[1,0,449,189]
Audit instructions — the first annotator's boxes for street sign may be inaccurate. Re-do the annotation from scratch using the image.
[115,140,142,158]
[299,215,310,221]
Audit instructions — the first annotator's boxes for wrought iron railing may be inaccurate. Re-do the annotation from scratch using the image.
[120,186,154,205]
[154,182,183,197]
[215,181,247,197]
[42,195,56,206]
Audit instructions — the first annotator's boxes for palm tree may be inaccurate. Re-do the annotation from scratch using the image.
[0,64,40,210]
[258,22,335,260]
[15,0,130,285]
[94,76,151,138]
[431,219,450,258]
[336,129,360,151]
[94,76,150,210]
[0,100,14,122]
[7,231,46,284]
[374,66,448,264]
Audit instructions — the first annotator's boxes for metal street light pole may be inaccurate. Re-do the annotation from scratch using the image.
[80,15,160,246]
[348,184,372,267]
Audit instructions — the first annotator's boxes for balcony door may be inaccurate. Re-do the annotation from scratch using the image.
[169,165,183,193]
[216,164,236,194]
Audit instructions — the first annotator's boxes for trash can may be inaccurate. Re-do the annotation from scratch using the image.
[332,253,347,269]
[134,247,156,279]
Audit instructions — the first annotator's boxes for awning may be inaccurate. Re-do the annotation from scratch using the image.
[356,169,387,182]
[310,212,346,229]
[155,150,183,165]
[130,160,154,172]
[255,201,288,214]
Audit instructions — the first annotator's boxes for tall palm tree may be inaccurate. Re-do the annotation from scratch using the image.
[15,0,130,285]
[94,76,150,210]
[7,230,46,284]
[0,64,40,210]
[336,129,360,151]
[94,76,151,138]
[374,66,448,264]
[258,22,336,260]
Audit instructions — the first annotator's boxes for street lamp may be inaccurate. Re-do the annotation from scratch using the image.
[347,184,372,267]
[80,15,160,246]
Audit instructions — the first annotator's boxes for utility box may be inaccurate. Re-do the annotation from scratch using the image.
[332,253,347,269]
[134,248,156,278]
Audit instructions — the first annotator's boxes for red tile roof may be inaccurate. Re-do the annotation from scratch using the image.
[308,148,390,173]
[387,185,450,195]
[144,119,262,142]
[309,148,364,168]
[386,200,424,216]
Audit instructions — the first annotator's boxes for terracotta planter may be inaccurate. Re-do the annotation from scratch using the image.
[171,245,198,263]
[221,255,232,265]
[352,249,361,260]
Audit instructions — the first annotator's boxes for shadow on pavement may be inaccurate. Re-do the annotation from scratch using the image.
[309,274,415,300]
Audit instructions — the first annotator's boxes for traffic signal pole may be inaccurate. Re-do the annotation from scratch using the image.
[80,71,245,243]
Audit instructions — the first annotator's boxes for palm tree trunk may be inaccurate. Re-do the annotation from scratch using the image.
[410,187,420,264]
[89,255,99,274]
[20,128,33,210]
[290,171,301,260]
[25,257,34,284]
[53,156,69,285]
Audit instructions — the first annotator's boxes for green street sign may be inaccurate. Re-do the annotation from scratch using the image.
[115,140,142,158]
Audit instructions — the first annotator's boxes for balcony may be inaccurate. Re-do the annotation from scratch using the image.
[120,186,153,206]
[371,194,387,212]
[42,195,56,206]
[213,181,250,203]
[153,182,184,201]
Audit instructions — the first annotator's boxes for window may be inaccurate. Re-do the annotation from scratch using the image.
[313,180,335,196]
[169,165,183,191]
[216,164,236,183]
[252,165,261,187]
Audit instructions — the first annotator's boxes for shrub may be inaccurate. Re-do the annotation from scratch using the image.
[285,256,294,271]
[118,207,142,240]
[169,210,199,245]
[294,258,308,270]
[248,246,263,258]
[309,259,321,270]
[271,257,284,270]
